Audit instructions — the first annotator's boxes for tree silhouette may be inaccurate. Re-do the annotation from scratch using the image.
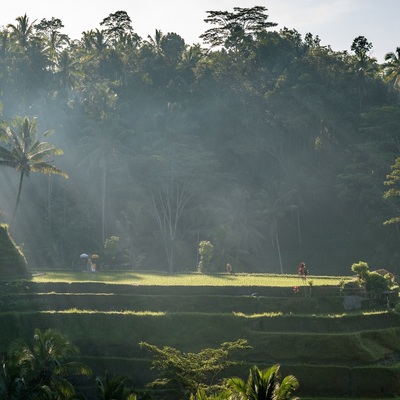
[7,13,36,51]
[201,6,277,52]
[0,116,68,226]
[384,47,400,100]
[350,36,378,111]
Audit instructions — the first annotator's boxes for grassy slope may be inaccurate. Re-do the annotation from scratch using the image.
[2,271,400,398]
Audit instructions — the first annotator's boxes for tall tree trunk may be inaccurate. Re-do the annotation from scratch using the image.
[10,171,24,226]
[48,174,53,230]
[165,237,174,274]
[101,162,107,245]
[275,232,283,274]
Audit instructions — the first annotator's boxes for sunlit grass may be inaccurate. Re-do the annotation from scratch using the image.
[234,311,283,318]
[233,310,390,318]
[29,271,352,287]
[361,310,389,316]
[41,309,166,316]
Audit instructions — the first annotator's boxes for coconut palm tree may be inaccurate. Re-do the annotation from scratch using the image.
[0,354,29,400]
[145,29,164,55]
[96,370,136,400]
[225,365,299,400]
[33,17,70,59]
[7,328,92,400]
[384,47,400,100]
[0,116,68,225]
[80,29,109,56]
[11,329,92,399]
[55,49,83,92]
[79,85,125,244]
[190,389,229,400]
[7,13,36,51]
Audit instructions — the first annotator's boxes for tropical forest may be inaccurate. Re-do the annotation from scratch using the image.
[0,6,400,275]
[3,6,400,400]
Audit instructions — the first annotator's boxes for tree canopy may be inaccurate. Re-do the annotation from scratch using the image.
[0,7,399,274]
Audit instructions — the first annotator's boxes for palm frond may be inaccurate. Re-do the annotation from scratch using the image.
[277,375,299,400]
[29,162,69,178]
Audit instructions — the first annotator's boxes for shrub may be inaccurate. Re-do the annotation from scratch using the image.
[104,236,122,268]
[351,261,391,298]
[140,339,250,398]
[197,241,214,273]
[351,261,369,281]
[366,272,391,297]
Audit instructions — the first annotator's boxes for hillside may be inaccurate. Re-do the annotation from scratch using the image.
[1,276,399,398]
[1,7,400,275]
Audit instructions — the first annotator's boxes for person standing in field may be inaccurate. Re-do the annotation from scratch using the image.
[298,262,308,281]
[87,256,93,272]
[302,264,308,281]
[298,262,305,277]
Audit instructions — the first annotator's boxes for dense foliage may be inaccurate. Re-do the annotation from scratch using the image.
[140,339,250,398]
[0,7,400,274]
[0,329,298,400]
[0,328,92,400]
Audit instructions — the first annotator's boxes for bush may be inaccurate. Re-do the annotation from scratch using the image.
[104,236,126,268]
[366,272,391,297]
[351,261,369,281]
[351,261,391,298]
[197,241,214,273]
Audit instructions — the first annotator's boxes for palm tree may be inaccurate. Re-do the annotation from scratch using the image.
[190,389,229,400]
[384,47,400,100]
[7,14,36,51]
[0,354,29,400]
[145,29,164,55]
[81,29,109,55]
[79,85,124,244]
[96,370,136,400]
[0,116,68,225]
[225,365,299,400]
[33,17,70,60]
[8,328,92,400]
[55,49,83,92]
[350,36,378,111]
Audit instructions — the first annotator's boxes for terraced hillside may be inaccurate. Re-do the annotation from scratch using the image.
[1,280,400,398]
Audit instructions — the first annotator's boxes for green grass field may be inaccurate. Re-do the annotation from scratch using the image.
[2,270,400,398]
[29,271,352,287]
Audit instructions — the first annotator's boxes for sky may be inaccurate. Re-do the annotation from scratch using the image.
[0,0,398,63]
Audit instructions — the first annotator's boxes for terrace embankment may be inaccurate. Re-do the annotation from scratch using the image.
[1,280,399,398]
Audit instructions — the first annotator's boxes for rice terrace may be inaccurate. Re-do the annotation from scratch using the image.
[1,269,400,399]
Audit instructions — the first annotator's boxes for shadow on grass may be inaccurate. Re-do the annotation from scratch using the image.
[200,273,240,281]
